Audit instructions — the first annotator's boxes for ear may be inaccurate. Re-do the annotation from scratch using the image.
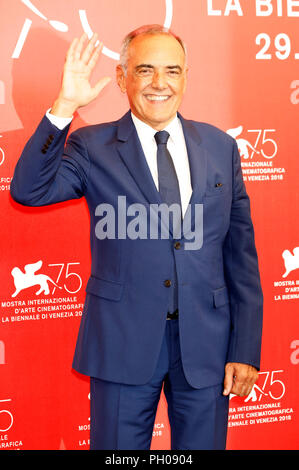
[116,65,127,93]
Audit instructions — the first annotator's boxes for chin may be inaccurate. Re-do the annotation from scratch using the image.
[144,111,175,125]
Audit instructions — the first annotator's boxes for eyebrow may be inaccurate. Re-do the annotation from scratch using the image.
[135,64,183,72]
[166,65,183,71]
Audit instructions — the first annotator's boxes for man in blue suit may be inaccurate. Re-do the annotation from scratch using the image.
[10,25,263,450]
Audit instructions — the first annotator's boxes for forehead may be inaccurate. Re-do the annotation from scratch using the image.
[127,33,186,67]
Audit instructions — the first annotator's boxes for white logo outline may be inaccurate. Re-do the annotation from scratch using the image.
[226,125,260,159]
[79,0,173,61]
[11,260,62,297]
[282,247,299,278]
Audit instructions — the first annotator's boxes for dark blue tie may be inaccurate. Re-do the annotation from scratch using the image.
[155,131,182,228]
[155,130,181,314]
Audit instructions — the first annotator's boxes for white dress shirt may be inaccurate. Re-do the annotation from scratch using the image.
[46,109,192,217]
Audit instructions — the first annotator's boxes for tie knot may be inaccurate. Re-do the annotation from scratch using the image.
[154,130,170,146]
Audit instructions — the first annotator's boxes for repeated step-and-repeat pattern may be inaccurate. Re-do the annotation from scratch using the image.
[0,0,298,450]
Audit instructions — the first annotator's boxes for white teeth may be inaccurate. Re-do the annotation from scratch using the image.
[146,95,169,101]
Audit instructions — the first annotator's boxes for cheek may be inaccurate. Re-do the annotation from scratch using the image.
[172,77,187,95]
[126,82,146,101]
[177,81,186,96]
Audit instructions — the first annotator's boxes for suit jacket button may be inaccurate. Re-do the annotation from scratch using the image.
[164,279,172,287]
[174,241,181,250]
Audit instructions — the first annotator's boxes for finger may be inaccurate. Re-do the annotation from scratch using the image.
[91,76,112,99]
[223,366,234,396]
[232,375,256,397]
[81,33,98,64]
[87,42,103,70]
[245,376,258,396]
[242,384,254,397]
[232,371,249,395]
[244,386,253,396]
[74,33,88,60]
[231,381,247,397]
[66,37,79,63]
[242,372,258,396]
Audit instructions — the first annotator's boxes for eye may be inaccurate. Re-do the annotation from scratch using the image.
[167,69,181,77]
[136,68,153,76]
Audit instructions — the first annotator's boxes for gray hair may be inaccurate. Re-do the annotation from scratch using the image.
[119,24,187,74]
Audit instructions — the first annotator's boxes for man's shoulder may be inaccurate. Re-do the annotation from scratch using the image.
[183,117,235,147]
[69,118,119,143]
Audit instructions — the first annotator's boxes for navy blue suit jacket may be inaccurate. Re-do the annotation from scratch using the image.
[10,111,263,389]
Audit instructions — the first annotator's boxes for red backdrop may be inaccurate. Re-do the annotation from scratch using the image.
[0,0,298,450]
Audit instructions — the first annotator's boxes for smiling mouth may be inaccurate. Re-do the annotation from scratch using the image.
[144,94,171,102]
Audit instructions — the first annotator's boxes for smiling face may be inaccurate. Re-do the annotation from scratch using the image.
[116,33,188,130]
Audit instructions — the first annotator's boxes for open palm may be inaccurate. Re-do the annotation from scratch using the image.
[58,33,111,110]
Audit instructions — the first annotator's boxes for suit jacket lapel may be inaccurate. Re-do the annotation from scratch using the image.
[178,113,207,239]
[116,111,208,239]
[116,111,162,206]
[178,112,207,206]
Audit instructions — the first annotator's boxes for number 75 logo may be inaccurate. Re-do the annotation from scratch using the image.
[227,126,278,160]
[230,370,286,402]
[257,370,285,400]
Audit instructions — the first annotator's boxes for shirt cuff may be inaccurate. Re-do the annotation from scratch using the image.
[46,108,73,130]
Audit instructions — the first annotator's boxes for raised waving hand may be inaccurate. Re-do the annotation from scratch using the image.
[51,33,111,117]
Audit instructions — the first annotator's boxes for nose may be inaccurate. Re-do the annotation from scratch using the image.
[151,70,168,90]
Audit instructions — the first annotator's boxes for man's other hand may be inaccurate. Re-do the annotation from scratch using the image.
[223,362,259,397]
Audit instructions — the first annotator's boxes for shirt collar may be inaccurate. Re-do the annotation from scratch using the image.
[131,112,181,144]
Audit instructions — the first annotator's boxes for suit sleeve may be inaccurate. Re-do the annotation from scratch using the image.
[10,115,90,206]
[223,140,263,370]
